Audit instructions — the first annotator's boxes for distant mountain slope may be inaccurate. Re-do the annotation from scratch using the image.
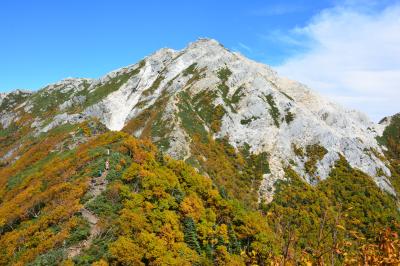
[378,113,400,193]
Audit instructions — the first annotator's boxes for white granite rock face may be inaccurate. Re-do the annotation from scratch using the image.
[39,113,87,133]
[59,95,86,111]
[0,90,32,128]
[1,38,395,201]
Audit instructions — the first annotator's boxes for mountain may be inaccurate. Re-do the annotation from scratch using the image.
[1,39,395,203]
[1,39,400,265]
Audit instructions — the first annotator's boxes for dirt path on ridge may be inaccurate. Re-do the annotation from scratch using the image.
[66,170,108,258]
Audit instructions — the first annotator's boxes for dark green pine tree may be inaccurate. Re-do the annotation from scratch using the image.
[183,217,201,254]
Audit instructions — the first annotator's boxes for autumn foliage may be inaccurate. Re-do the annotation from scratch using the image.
[1,121,400,265]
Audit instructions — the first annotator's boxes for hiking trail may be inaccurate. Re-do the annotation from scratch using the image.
[66,169,108,258]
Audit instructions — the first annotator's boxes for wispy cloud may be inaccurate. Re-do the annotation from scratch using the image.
[248,3,306,16]
[274,3,400,121]
[258,30,309,48]
[237,42,253,53]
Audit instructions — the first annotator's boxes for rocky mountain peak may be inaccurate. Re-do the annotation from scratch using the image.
[184,38,226,53]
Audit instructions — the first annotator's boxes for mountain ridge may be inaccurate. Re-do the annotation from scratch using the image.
[0,38,397,203]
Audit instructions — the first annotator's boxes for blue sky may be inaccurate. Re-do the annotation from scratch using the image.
[1,0,399,120]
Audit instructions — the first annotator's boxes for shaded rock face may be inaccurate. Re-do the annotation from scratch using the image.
[0,38,395,201]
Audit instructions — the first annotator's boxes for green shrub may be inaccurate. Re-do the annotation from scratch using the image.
[304,144,328,176]
[240,116,259,125]
[217,67,232,82]
[86,194,122,218]
[285,111,295,124]
[261,93,281,127]
[182,63,198,76]
[28,249,65,266]
[66,218,91,246]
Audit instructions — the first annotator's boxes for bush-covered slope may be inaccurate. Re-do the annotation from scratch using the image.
[0,126,279,265]
[1,121,400,265]
[377,114,400,195]
[264,157,400,264]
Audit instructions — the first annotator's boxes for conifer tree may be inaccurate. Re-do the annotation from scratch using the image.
[183,217,201,254]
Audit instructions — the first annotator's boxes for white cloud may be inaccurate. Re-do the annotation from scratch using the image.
[275,4,400,121]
